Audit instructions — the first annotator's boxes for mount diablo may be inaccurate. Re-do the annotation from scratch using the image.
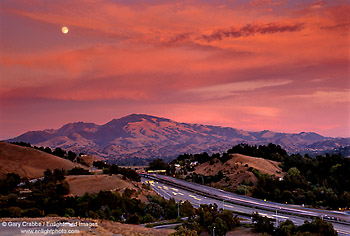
[6,114,349,164]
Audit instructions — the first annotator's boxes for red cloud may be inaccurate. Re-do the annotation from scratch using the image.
[201,22,305,42]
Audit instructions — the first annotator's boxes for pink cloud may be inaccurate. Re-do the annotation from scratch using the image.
[0,0,349,139]
[201,22,305,42]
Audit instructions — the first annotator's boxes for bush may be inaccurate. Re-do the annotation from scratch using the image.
[68,167,91,175]
[143,213,155,223]
[22,208,42,217]
[127,213,140,224]
[251,212,274,234]
[8,207,22,217]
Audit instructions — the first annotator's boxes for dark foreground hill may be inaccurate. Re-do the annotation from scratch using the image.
[5,114,350,164]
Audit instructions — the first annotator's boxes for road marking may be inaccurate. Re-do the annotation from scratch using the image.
[336,229,350,235]
[170,188,178,191]
[189,195,201,201]
[272,215,289,219]
[224,204,234,208]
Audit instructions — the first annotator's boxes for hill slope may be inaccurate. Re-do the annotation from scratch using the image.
[0,141,79,179]
[66,174,155,202]
[192,153,285,194]
[5,114,350,164]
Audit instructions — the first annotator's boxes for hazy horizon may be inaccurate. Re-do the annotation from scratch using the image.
[1,0,349,140]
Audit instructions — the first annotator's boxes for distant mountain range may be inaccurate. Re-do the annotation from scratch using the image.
[5,114,350,165]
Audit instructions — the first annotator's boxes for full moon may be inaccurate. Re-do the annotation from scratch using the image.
[62,26,69,34]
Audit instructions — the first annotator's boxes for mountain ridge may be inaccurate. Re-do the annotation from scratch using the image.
[5,114,350,164]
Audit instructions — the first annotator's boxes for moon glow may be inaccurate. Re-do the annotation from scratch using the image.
[62,26,69,34]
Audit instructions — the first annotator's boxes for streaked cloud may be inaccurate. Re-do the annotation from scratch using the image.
[187,80,292,99]
[293,90,350,103]
[201,22,304,42]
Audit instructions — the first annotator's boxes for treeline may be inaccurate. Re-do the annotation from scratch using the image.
[227,143,288,162]
[11,142,87,165]
[172,143,286,167]
[93,161,140,182]
[186,171,225,185]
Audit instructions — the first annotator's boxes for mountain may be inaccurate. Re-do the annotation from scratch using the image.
[5,114,350,165]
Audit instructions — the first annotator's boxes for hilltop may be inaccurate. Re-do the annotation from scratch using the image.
[0,141,81,179]
[6,114,350,165]
[192,153,285,194]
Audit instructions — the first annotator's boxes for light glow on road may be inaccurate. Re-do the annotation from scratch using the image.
[272,215,289,219]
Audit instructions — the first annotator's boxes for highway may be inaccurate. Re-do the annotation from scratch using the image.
[141,174,350,236]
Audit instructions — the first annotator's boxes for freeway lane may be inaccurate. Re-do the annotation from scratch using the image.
[141,174,350,236]
[144,174,350,222]
[144,178,314,224]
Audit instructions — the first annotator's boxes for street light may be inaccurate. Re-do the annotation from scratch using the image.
[275,209,278,227]
[275,207,281,227]
[178,200,182,218]
[213,226,216,236]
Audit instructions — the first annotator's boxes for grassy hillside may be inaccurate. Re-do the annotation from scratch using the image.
[66,174,155,201]
[0,141,80,179]
[191,153,285,195]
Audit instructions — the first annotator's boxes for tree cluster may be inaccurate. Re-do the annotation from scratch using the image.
[227,143,288,162]
[179,203,240,236]
[102,164,140,182]
[251,213,338,236]
[186,171,224,184]
[253,153,350,209]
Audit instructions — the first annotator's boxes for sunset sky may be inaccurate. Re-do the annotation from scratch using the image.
[0,0,349,140]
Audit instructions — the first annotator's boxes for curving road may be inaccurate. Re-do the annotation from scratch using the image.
[141,174,350,236]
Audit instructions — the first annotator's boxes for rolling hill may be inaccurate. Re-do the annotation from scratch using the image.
[0,141,80,179]
[65,174,155,202]
[5,114,350,165]
[192,153,286,194]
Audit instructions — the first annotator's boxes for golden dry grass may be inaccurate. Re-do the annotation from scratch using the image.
[65,174,156,202]
[0,142,81,179]
[66,174,138,196]
[193,153,286,194]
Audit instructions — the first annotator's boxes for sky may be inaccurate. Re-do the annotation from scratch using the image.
[0,0,349,140]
